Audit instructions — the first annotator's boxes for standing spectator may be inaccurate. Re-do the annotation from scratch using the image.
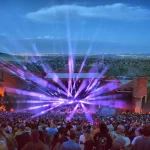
[39,124,50,147]
[59,127,69,145]
[0,131,8,150]
[112,137,126,150]
[107,121,114,132]
[84,129,95,150]
[79,130,86,150]
[21,130,48,150]
[132,127,143,145]
[128,122,138,141]
[76,126,82,143]
[0,121,18,150]
[15,124,31,150]
[111,125,130,147]
[132,125,150,150]
[94,123,112,150]
[60,131,81,150]
[50,132,61,150]
[46,121,58,143]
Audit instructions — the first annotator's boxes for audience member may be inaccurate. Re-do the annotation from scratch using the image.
[21,130,48,150]
[60,131,81,150]
[94,123,112,150]
[132,125,150,150]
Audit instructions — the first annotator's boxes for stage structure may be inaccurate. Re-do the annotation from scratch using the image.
[133,76,148,113]
[0,67,148,113]
[117,76,148,113]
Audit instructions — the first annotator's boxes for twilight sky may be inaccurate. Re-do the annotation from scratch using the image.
[0,0,150,54]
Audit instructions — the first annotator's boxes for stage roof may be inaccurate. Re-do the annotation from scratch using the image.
[44,73,105,79]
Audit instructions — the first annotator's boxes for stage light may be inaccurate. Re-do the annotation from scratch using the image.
[0,52,127,120]
[10,108,14,112]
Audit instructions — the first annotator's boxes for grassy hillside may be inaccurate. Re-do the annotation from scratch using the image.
[0,52,13,61]
[0,52,11,57]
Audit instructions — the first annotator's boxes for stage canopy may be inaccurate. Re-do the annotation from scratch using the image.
[44,73,105,79]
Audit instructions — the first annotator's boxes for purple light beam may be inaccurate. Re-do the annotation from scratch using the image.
[66,104,79,121]
[16,104,50,112]
[86,66,109,93]
[30,102,64,119]
[81,103,93,123]
[85,80,119,99]
[80,100,126,109]
[5,88,68,102]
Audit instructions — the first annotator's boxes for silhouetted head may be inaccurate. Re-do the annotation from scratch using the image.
[113,137,126,150]
[31,130,40,142]
[143,125,150,137]
[70,131,76,140]
[99,123,108,133]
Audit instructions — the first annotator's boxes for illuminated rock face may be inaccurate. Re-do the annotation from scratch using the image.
[0,75,4,96]
[0,71,24,96]
[3,74,26,95]
[0,105,6,111]
[4,75,22,88]
[132,76,148,113]
[133,76,148,98]
[0,83,4,96]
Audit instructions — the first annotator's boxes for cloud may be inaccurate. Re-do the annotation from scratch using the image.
[25,3,150,22]
[25,36,55,40]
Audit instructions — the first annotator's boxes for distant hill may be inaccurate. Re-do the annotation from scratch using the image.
[0,52,11,57]
[0,52,13,61]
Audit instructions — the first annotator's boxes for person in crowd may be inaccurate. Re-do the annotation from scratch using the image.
[92,124,100,140]
[1,110,150,150]
[5,123,12,134]
[38,120,47,131]
[111,125,130,147]
[94,123,112,150]
[21,130,48,150]
[60,131,81,150]
[39,124,51,148]
[15,124,31,150]
[76,126,82,143]
[13,127,18,137]
[106,121,114,132]
[50,132,61,150]
[79,128,86,150]
[25,127,31,135]
[84,129,95,150]
[131,127,143,145]
[0,121,18,150]
[112,137,126,150]
[66,122,73,132]
[132,125,150,150]
[128,122,139,141]
[59,127,69,145]
[46,121,58,144]
[0,127,8,150]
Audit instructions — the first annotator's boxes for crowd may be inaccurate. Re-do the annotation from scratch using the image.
[0,112,150,150]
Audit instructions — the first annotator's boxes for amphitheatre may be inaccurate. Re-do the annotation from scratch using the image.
[0,53,150,114]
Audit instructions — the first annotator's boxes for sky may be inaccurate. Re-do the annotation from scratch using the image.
[0,0,150,54]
